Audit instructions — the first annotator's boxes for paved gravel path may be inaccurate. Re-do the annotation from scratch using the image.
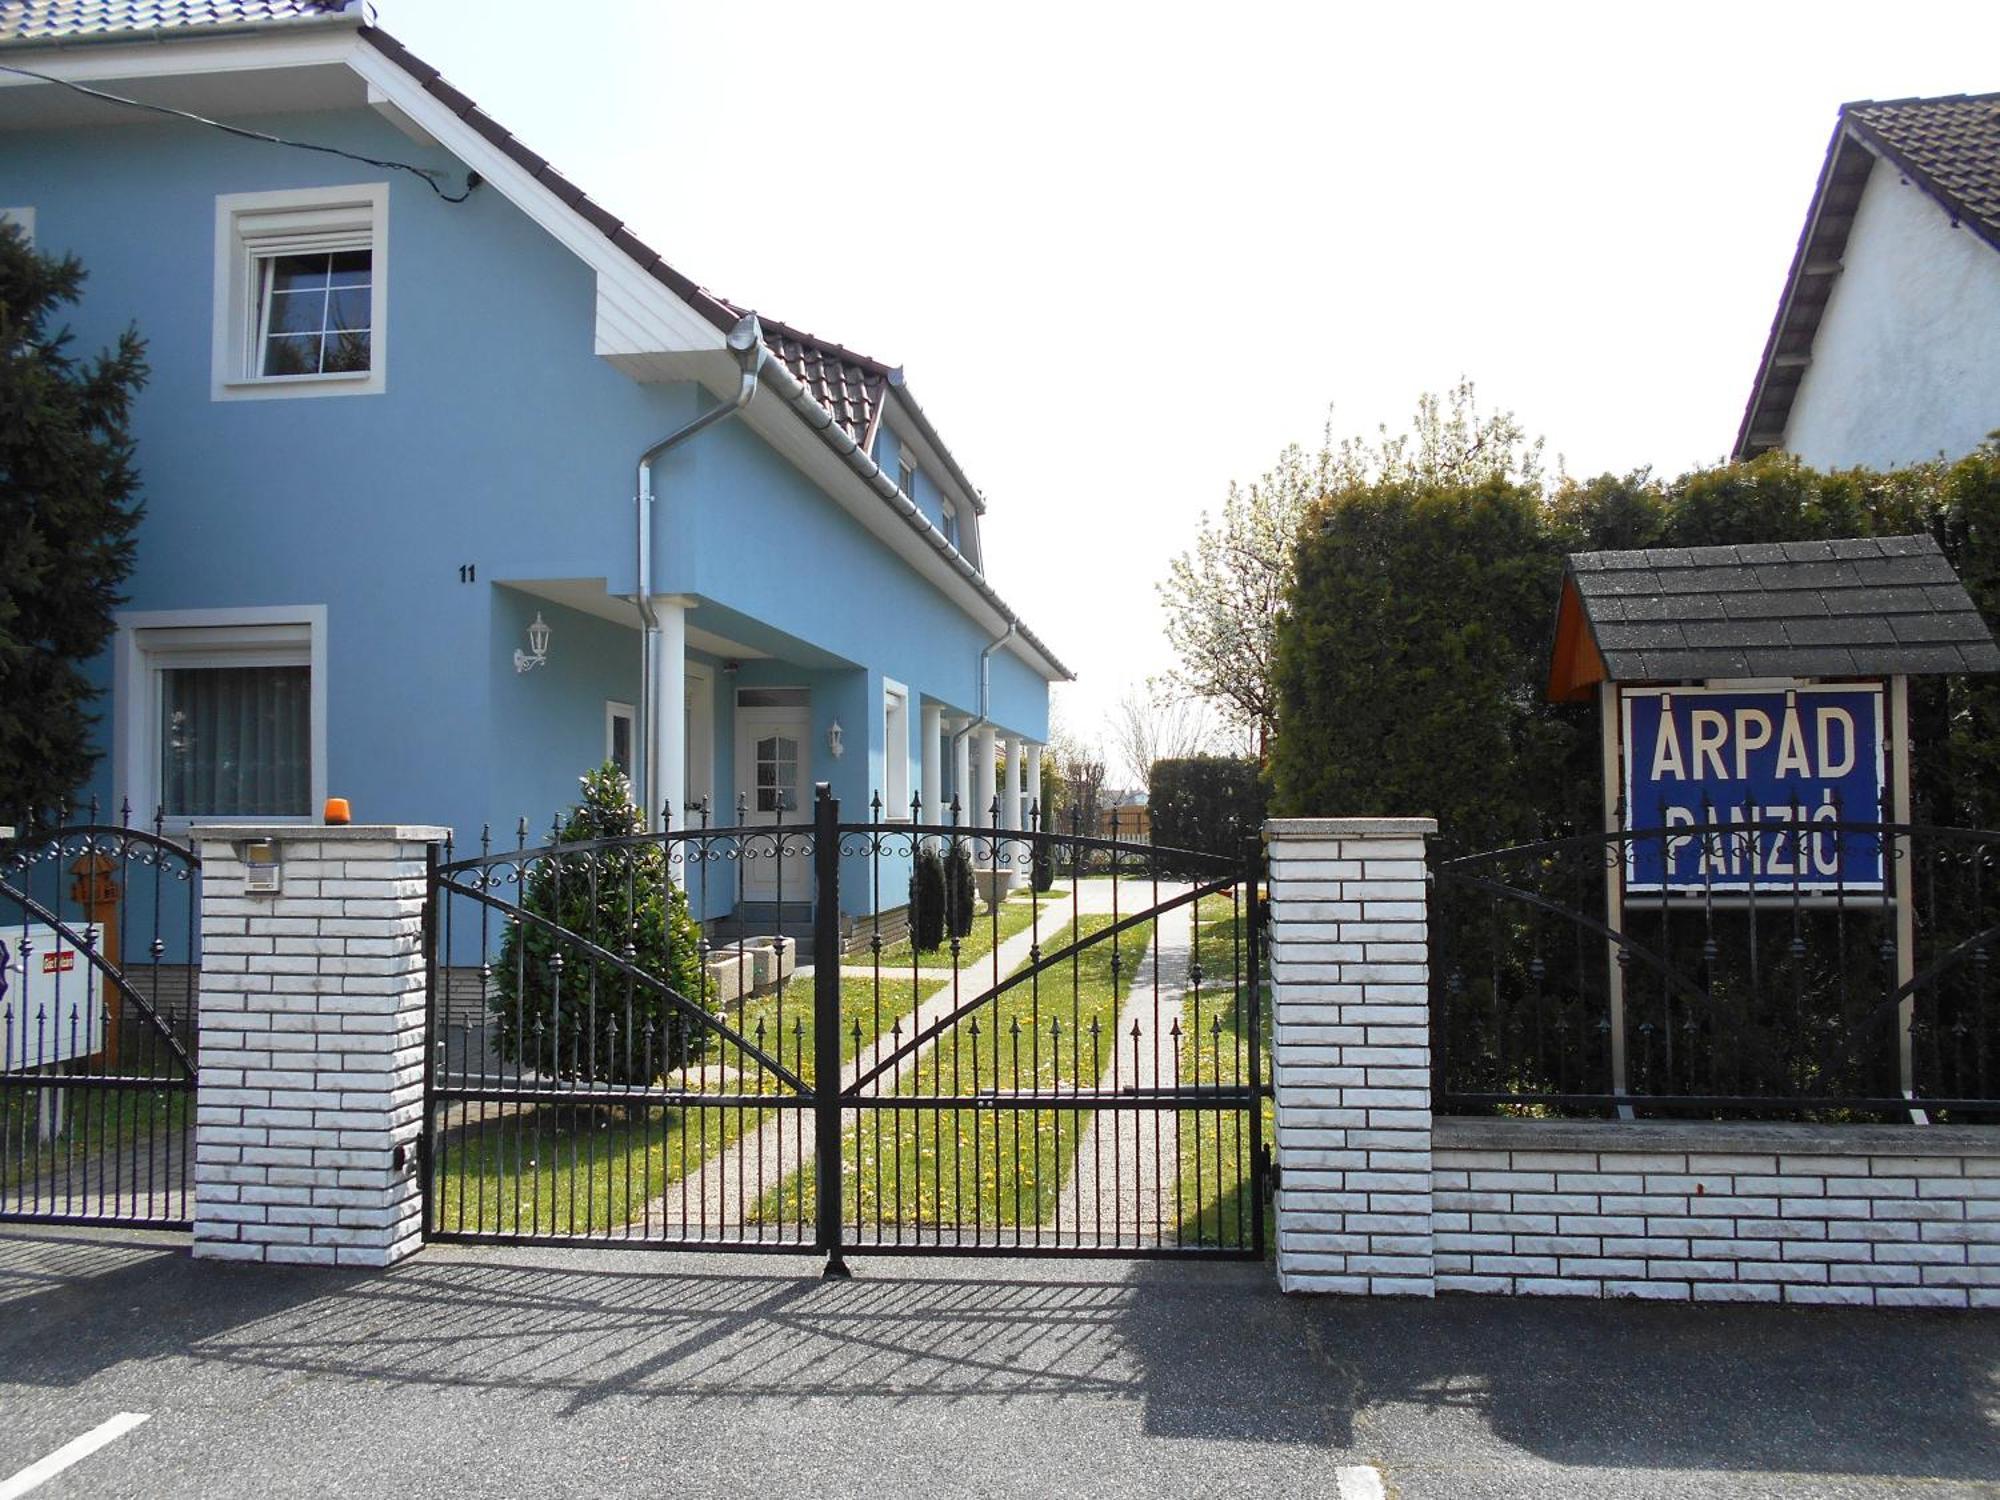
[1054,894,1191,1247]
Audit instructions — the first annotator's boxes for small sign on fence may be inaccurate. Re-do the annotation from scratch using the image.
[1,925,106,1070]
[1621,684,1886,894]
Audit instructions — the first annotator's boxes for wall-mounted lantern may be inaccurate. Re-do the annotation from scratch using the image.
[827,718,845,759]
[514,612,552,674]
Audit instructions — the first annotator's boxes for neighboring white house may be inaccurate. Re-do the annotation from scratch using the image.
[1735,92,2000,470]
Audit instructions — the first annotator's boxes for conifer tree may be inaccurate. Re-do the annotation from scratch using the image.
[0,222,147,822]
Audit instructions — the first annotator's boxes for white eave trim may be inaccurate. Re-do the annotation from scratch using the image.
[339,40,726,365]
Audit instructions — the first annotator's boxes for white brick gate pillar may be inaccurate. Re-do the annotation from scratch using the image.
[1266,816,1436,1295]
[191,824,447,1267]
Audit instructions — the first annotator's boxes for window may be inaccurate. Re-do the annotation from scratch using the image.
[941,498,960,550]
[116,608,328,825]
[213,184,387,400]
[754,734,800,814]
[606,701,635,779]
[257,250,373,377]
[897,444,918,500]
[737,686,809,709]
[883,681,911,818]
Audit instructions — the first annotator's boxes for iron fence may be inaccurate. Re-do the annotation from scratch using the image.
[424,790,1266,1264]
[1431,816,2000,1119]
[1,804,199,1227]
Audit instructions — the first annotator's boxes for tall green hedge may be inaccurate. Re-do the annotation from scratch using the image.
[1270,450,2000,852]
[1149,756,1266,867]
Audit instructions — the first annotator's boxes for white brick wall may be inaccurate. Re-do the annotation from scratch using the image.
[1434,1120,2000,1307]
[1264,816,2000,1307]
[192,824,448,1268]
[1268,816,1438,1295]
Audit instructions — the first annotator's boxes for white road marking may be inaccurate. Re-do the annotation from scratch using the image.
[0,1413,150,1500]
[1335,1465,1387,1500]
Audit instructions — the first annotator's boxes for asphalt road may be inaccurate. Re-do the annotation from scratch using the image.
[0,1227,1995,1499]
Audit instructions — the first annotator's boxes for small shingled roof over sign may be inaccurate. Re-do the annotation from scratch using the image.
[1546,535,2000,702]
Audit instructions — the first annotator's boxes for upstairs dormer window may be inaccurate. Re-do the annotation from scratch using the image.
[897,444,918,500]
[213,183,388,400]
[941,498,960,550]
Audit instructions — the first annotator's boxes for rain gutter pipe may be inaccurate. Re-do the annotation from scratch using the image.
[634,313,765,830]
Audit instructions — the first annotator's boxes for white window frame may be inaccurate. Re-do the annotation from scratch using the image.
[897,443,918,500]
[605,699,636,780]
[212,183,388,401]
[1,207,33,245]
[684,663,715,819]
[882,679,912,820]
[114,605,329,830]
[940,497,960,550]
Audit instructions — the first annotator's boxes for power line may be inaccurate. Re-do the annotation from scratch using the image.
[0,62,478,203]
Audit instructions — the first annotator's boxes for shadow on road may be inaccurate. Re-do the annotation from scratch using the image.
[1,1229,1995,1486]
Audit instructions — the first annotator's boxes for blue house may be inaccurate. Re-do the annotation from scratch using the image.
[0,0,1068,927]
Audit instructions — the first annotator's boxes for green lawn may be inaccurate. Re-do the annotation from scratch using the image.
[1174,893,1271,1249]
[870,886,1071,970]
[2,1081,190,1197]
[428,1094,775,1239]
[431,972,917,1237]
[765,911,1155,1233]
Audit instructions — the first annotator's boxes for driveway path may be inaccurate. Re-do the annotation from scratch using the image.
[1,1228,1996,1499]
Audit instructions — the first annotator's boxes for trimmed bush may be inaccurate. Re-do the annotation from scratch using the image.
[909,841,979,950]
[491,765,708,1082]
[1149,756,1268,869]
[1031,835,1057,891]
[910,845,947,952]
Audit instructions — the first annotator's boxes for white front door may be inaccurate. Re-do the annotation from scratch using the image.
[735,703,811,903]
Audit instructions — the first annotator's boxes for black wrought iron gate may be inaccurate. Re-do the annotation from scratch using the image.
[423,786,1266,1265]
[2,813,200,1228]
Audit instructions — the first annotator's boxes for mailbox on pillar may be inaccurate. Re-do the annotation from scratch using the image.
[1546,534,2000,1102]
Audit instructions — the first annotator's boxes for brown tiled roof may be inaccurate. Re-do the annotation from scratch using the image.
[1735,92,2000,461]
[729,306,890,446]
[0,0,356,42]
[1848,94,2000,250]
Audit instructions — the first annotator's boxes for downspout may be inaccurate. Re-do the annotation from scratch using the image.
[634,313,766,829]
[949,621,1016,812]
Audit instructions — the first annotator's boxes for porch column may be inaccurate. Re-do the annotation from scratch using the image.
[650,597,689,849]
[920,701,943,836]
[1025,743,1045,829]
[951,720,972,825]
[974,724,999,839]
[1000,735,1024,892]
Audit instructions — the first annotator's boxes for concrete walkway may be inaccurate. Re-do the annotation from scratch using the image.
[1053,893,1191,1247]
[1,1227,1995,1499]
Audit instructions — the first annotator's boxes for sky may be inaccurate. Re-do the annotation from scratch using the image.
[380,0,2000,752]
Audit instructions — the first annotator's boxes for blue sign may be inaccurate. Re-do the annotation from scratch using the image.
[1621,685,1886,893]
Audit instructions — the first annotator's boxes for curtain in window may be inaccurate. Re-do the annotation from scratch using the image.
[161,666,310,817]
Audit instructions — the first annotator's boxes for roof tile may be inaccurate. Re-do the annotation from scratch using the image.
[0,0,355,40]
[1566,534,1998,681]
